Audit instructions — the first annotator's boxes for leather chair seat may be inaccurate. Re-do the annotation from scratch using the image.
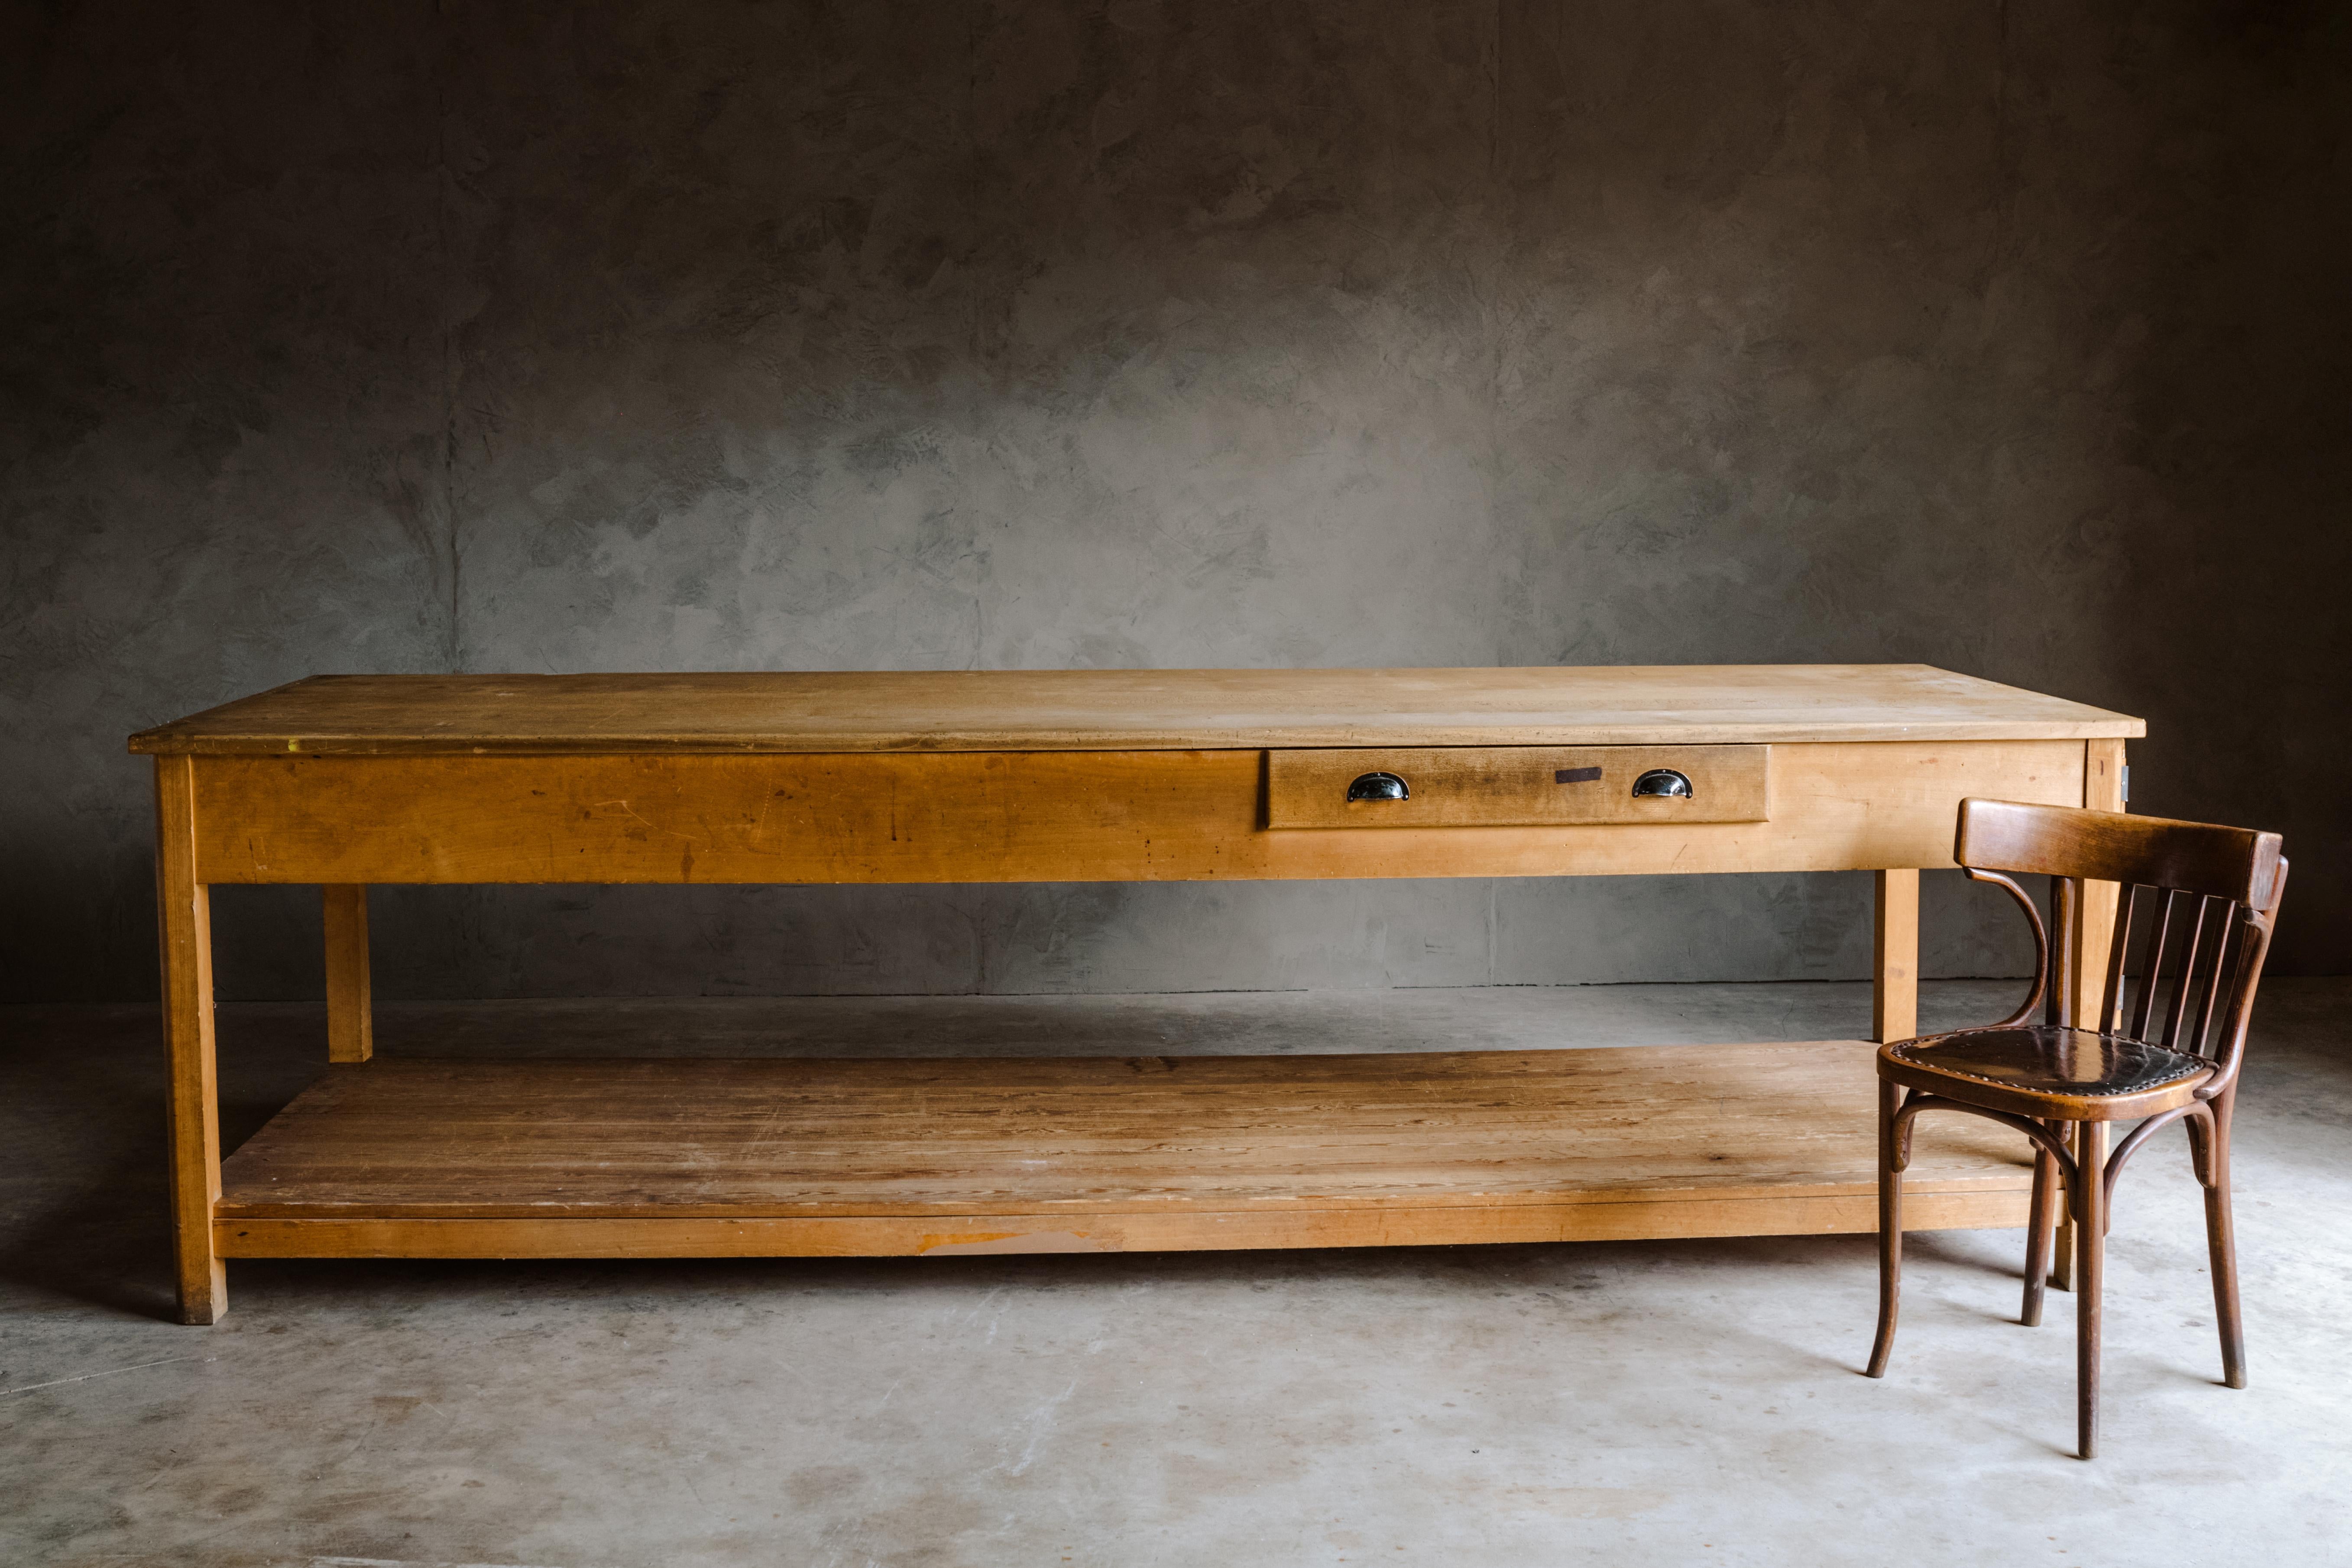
[1882,1024,2213,1116]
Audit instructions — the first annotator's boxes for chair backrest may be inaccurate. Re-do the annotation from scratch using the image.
[1956,799,2287,1092]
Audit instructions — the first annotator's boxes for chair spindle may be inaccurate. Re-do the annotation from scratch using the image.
[2191,914,2238,1059]
[2100,884,2140,1034]
[2128,888,2181,1042]
[2158,894,2213,1052]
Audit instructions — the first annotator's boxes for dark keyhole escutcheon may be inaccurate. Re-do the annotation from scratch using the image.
[1347,771,1410,802]
[1631,768,1694,799]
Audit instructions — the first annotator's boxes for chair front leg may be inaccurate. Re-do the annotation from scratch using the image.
[2188,1093,2247,1389]
[2073,1119,2106,1460]
[2021,1127,2060,1327]
[1867,1077,1903,1378]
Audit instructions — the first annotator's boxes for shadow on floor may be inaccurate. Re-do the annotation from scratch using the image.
[0,1004,326,1321]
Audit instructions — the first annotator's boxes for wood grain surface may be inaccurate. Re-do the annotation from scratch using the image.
[215,1043,2033,1239]
[130,665,2143,756]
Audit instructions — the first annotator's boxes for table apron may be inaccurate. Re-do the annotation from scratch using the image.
[189,740,2090,885]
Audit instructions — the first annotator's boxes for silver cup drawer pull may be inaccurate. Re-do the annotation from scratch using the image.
[1631,768,1694,799]
[1346,771,1411,802]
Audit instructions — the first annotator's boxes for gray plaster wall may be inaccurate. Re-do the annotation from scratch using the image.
[4,1,2347,1004]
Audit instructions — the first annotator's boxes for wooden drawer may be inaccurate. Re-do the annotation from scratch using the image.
[1265,745,1772,829]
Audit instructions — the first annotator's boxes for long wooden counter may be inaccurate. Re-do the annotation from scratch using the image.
[134,664,2140,1323]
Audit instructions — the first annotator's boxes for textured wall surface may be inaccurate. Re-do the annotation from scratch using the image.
[4,1,2347,1002]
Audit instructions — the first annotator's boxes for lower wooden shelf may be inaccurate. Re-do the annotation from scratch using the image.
[213,1041,2034,1259]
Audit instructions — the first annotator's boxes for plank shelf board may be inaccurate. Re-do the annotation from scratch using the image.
[216,1043,2035,1258]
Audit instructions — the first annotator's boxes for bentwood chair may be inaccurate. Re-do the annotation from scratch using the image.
[1865,798,2286,1459]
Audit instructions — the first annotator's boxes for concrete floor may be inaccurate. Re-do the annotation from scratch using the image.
[5,980,2349,1567]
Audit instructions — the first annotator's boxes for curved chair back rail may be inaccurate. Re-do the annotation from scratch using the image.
[1954,797,2287,1100]
[1956,797,2284,905]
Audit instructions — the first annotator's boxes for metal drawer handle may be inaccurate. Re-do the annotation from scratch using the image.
[1347,771,1410,802]
[1631,768,1693,799]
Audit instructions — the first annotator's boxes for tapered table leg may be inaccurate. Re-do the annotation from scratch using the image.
[156,756,224,1324]
[1874,869,1919,1045]
[323,884,374,1063]
[2057,742,2125,1294]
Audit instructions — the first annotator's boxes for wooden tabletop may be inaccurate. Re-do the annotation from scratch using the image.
[128,665,2143,756]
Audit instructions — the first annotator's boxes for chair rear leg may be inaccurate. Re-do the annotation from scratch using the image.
[1867,1078,1902,1378]
[2196,1095,2248,1389]
[2074,1120,2106,1460]
[2021,1133,2059,1328]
